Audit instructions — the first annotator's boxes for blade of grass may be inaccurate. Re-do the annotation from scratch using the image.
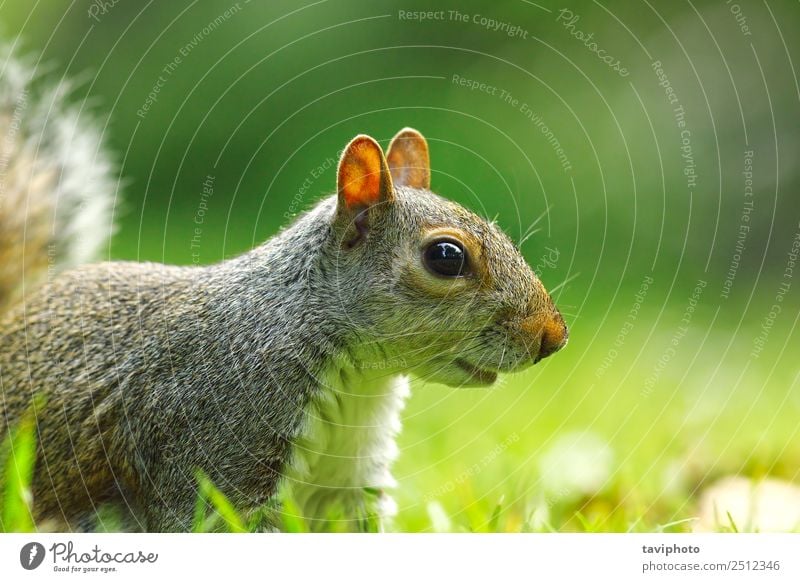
[192,486,212,532]
[574,511,596,532]
[195,471,246,532]
[1,404,39,533]
[487,495,505,532]
[726,511,740,533]
[279,496,308,533]
[655,517,697,533]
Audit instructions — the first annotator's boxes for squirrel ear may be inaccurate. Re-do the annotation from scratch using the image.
[386,127,430,189]
[337,134,394,212]
[336,134,394,247]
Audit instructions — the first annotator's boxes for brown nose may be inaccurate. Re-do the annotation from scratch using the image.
[538,313,568,361]
[520,311,568,362]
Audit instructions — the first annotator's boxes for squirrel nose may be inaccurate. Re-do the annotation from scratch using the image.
[520,310,568,362]
[537,313,568,361]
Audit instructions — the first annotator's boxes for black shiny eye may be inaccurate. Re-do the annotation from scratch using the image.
[423,239,470,277]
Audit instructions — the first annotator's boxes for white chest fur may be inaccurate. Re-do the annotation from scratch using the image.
[287,365,410,531]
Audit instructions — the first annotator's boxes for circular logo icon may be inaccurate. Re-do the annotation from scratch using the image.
[19,542,46,570]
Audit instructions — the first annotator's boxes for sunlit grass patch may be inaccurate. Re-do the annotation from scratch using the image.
[0,401,39,533]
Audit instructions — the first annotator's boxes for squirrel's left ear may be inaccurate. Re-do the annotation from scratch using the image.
[336,134,394,247]
[386,127,430,189]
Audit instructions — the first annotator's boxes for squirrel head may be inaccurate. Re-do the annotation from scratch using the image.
[326,128,567,387]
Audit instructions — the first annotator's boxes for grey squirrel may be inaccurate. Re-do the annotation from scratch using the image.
[0,51,567,532]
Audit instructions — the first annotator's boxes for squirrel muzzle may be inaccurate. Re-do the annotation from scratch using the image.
[518,307,568,364]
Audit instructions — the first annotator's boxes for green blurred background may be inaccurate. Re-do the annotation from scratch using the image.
[2,0,799,531]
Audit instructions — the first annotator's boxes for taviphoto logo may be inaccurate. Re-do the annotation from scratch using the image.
[19,542,45,570]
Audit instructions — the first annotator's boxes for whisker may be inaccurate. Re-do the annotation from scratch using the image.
[517,205,551,248]
[496,329,509,371]
[377,328,488,339]
[547,272,580,296]
[518,227,541,248]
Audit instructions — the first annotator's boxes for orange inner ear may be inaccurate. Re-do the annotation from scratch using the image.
[339,138,385,209]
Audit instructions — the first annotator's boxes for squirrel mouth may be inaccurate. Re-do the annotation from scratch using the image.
[454,358,498,385]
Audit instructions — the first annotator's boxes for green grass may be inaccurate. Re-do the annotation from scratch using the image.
[1,404,38,533]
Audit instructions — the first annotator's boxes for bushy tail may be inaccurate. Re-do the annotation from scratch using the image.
[0,46,114,312]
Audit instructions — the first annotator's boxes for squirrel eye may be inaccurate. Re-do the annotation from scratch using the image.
[423,239,470,278]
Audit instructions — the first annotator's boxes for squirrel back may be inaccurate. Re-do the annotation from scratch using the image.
[0,54,567,532]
